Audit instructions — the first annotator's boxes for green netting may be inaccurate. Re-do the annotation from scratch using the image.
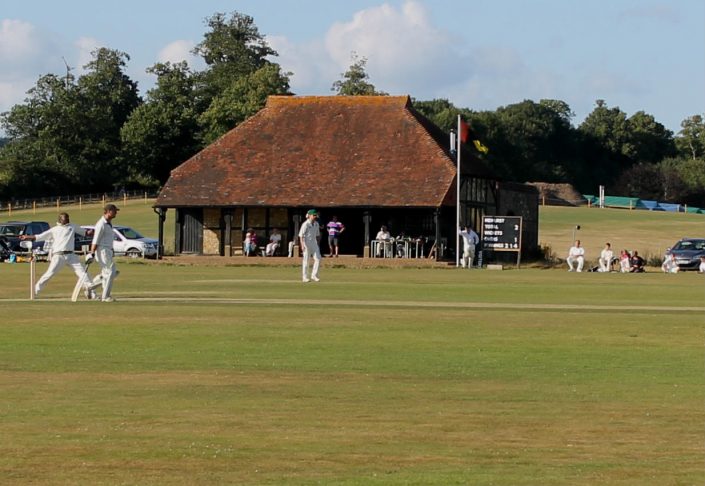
[602,196,640,208]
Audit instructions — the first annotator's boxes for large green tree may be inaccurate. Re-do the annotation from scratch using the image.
[121,61,200,186]
[0,48,140,197]
[120,12,291,184]
[193,12,291,143]
[75,48,141,188]
[457,100,578,184]
[198,63,290,145]
[412,98,460,131]
[676,114,705,160]
[331,53,386,96]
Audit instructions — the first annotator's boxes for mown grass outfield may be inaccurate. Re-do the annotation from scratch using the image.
[0,202,704,484]
[1,262,704,485]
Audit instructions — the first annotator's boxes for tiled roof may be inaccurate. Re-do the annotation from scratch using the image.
[156,95,491,208]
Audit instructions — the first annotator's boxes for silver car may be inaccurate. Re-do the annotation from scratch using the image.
[82,225,158,258]
[665,238,705,271]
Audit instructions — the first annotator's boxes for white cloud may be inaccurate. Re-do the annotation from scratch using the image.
[0,19,61,78]
[157,40,198,65]
[0,19,40,61]
[74,36,101,74]
[0,20,66,117]
[273,0,562,107]
[0,81,29,108]
[267,35,338,95]
[271,1,468,97]
[324,1,463,95]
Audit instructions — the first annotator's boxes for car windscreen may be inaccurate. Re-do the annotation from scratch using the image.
[0,225,24,236]
[673,240,705,251]
[116,227,144,239]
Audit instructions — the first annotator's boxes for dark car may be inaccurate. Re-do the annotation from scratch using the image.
[665,238,705,271]
[0,221,50,251]
[0,236,12,261]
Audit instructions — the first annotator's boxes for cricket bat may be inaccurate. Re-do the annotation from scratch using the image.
[71,260,92,302]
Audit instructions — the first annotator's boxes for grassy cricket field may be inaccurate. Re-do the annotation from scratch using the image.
[0,203,704,484]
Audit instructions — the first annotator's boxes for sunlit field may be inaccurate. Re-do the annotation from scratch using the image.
[1,259,703,484]
[538,205,704,262]
[3,199,703,261]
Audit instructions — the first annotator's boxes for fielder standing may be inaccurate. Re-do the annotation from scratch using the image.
[298,209,321,282]
[87,203,119,302]
[20,212,95,299]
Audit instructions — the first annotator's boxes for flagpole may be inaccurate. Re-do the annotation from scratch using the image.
[456,114,461,268]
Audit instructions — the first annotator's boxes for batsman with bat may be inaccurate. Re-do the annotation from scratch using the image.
[85,203,120,303]
[20,212,96,300]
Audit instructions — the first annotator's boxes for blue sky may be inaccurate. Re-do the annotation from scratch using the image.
[1,0,703,133]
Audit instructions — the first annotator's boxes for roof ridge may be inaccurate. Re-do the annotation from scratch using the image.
[266,95,411,108]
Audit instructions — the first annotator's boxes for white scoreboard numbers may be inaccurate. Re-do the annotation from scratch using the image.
[481,216,522,252]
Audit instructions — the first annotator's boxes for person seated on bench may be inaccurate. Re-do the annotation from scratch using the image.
[566,240,585,272]
[395,231,407,258]
[265,228,282,256]
[629,250,645,273]
[375,225,392,257]
[244,228,258,256]
[598,242,614,272]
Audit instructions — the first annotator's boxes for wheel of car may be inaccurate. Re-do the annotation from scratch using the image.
[126,248,142,258]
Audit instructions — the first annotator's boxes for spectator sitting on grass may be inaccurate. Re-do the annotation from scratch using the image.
[619,249,631,273]
[566,240,585,272]
[629,250,645,273]
[661,253,679,274]
[598,242,614,272]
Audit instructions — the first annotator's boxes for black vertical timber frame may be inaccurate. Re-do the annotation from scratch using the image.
[154,207,166,259]
[434,208,441,261]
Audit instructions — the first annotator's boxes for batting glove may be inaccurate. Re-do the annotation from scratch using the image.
[85,253,95,265]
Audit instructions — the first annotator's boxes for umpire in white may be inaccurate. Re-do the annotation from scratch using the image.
[459,225,480,269]
[87,203,119,302]
[20,212,94,298]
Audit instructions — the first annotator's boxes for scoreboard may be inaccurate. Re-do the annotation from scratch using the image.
[481,216,522,252]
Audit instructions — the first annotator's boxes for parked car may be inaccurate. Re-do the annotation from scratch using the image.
[0,221,50,251]
[665,238,705,271]
[0,236,12,261]
[81,225,158,258]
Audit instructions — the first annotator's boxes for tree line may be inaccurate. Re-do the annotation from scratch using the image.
[1,12,703,206]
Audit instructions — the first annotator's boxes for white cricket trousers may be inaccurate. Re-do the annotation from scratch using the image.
[598,257,611,272]
[567,255,584,272]
[91,247,117,300]
[302,245,321,280]
[35,253,91,295]
[462,245,476,269]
